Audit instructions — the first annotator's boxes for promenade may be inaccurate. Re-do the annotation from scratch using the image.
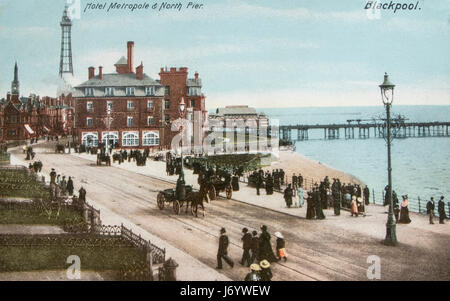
[6,145,450,281]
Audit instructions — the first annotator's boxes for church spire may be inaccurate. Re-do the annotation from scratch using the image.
[11,61,19,95]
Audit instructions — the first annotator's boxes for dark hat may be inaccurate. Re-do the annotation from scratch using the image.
[441,196,445,199]
[242,227,248,233]
[220,227,226,234]
[260,225,267,231]
[252,230,257,236]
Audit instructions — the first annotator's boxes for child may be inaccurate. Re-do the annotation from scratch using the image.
[274,232,287,262]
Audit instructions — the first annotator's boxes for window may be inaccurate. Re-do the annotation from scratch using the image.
[126,87,135,96]
[122,132,139,147]
[127,101,134,110]
[165,115,171,124]
[87,117,93,127]
[164,86,170,95]
[85,88,94,96]
[142,131,160,146]
[107,101,113,111]
[127,117,134,127]
[102,132,119,147]
[81,132,98,147]
[190,100,195,108]
[105,87,114,96]
[147,100,154,109]
[148,116,154,126]
[164,100,170,110]
[145,86,155,96]
[7,130,17,136]
[87,102,93,112]
[188,87,200,96]
[6,115,18,123]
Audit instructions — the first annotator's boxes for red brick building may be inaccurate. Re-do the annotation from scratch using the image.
[0,63,73,143]
[73,41,207,149]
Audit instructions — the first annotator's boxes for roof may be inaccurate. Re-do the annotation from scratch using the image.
[216,106,258,116]
[115,56,128,65]
[75,73,161,88]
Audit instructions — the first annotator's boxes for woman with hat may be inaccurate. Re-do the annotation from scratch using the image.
[244,264,261,281]
[259,260,273,281]
[258,225,278,263]
[274,232,287,262]
[399,195,411,224]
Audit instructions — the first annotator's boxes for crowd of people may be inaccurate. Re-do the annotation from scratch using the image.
[216,225,287,281]
[49,167,75,199]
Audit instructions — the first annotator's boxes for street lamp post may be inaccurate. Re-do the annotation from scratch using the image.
[176,97,186,200]
[380,72,397,246]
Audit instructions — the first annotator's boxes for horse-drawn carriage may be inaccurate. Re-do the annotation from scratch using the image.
[157,185,205,217]
[205,172,233,201]
[55,144,65,154]
[96,147,111,166]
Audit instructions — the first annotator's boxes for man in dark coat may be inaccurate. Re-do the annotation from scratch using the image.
[257,225,277,263]
[67,177,74,196]
[279,169,285,186]
[256,170,264,196]
[50,168,57,184]
[240,228,253,267]
[284,184,293,208]
[363,186,370,205]
[216,228,234,269]
[332,179,341,215]
[250,230,259,264]
[427,197,435,224]
[438,196,447,224]
[78,187,87,204]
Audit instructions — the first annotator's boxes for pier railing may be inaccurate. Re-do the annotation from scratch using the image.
[371,189,450,217]
[280,121,450,141]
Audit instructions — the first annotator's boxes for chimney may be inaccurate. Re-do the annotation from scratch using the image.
[136,62,144,80]
[127,41,134,73]
[99,66,103,80]
[88,67,95,80]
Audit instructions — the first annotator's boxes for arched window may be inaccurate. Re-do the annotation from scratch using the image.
[122,132,139,147]
[143,131,160,146]
[81,132,98,147]
[102,132,119,147]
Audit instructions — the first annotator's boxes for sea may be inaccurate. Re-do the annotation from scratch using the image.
[261,105,450,213]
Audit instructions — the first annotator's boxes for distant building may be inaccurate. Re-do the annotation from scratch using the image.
[0,63,73,143]
[73,41,207,149]
[208,105,269,134]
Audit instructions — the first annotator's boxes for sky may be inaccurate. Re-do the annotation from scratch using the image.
[0,0,449,108]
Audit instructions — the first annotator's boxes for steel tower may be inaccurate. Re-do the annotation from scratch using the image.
[59,6,73,77]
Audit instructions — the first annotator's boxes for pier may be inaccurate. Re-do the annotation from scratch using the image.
[279,121,450,141]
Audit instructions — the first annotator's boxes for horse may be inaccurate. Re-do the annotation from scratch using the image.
[185,191,207,217]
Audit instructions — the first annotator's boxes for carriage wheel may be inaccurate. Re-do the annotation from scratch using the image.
[173,200,181,215]
[226,185,232,199]
[208,186,216,201]
[157,193,165,210]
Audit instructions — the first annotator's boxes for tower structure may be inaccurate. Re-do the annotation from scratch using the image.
[11,62,19,95]
[59,6,73,77]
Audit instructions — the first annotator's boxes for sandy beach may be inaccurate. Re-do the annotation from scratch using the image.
[262,149,364,188]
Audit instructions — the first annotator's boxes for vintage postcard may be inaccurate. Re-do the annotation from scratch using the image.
[0,0,449,292]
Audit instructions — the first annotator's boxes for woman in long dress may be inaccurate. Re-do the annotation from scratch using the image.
[399,195,411,224]
[351,195,358,217]
[257,225,278,263]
